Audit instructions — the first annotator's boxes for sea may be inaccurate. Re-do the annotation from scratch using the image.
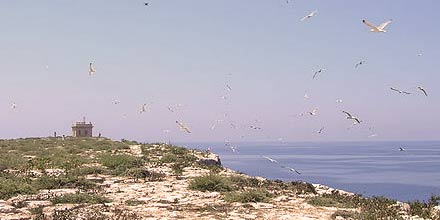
[179,141,440,202]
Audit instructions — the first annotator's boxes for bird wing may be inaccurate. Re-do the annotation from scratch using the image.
[390,87,401,93]
[402,91,412,95]
[418,87,428,96]
[312,71,319,79]
[354,118,361,124]
[378,20,392,29]
[342,111,352,117]
[362,20,378,29]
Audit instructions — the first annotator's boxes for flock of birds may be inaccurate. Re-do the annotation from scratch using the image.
[7,1,431,177]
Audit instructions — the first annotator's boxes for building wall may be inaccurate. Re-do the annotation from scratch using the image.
[72,125,93,137]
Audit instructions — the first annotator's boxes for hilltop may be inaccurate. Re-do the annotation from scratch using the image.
[0,137,439,220]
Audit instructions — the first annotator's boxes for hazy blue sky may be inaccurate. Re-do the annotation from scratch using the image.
[1,0,439,142]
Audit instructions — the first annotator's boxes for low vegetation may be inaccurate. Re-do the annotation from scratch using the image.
[51,193,111,204]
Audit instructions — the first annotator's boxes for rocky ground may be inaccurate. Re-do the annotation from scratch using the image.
[0,138,439,220]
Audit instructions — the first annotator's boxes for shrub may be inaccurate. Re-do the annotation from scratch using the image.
[125,168,165,181]
[99,154,144,175]
[125,199,146,206]
[189,174,233,192]
[0,176,36,199]
[224,189,272,203]
[51,193,111,204]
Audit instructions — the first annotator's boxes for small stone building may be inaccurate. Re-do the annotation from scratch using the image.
[72,118,93,137]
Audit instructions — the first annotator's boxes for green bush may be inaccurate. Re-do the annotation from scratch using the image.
[0,176,36,199]
[189,174,233,192]
[125,168,165,181]
[99,154,144,175]
[224,189,272,203]
[51,193,111,204]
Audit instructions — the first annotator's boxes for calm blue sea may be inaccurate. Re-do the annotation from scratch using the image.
[179,141,440,202]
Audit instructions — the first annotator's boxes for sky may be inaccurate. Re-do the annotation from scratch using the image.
[1,0,439,142]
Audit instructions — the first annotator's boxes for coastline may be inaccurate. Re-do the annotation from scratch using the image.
[0,138,439,219]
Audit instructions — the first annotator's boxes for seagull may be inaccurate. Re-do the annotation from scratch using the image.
[399,147,406,152]
[416,52,423,57]
[308,108,318,116]
[166,106,174,113]
[390,87,411,95]
[176,120,191,133]
[281,165,301,175]
[362,19,393,33]
[11,102,17,110]
[250,125,262,130]
[113,100,120,105]
[144,2,149,6]
[417,86,428,96]
[312,68,325,79]
[355,61,365,68]
[230,146,237,153]
[139,103,149,113]
[263,156,279,163]
[88,62,96,76]
[342,111,361,124]
[335,99,343,104]
[304,93,310,99]
[317,127,325,134]
[301,10,317,21]
[226,85,232,92]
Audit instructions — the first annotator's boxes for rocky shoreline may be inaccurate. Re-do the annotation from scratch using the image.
[0,138,439,220]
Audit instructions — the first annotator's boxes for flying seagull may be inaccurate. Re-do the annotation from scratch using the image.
[390,87,411,95]
[176,120,191,133]
[317,127,325,134]
[335,99,343,104]
[301,10,317,21]
[313,68,325,79]
[417,86,428,96]
[399,147,406,152]
[355,61,365,68]
[362,19,393,33]
[144,2,149,6]
[139,103,149,113]
[250,125,262,130]
[263,156,279,163]
[304,93,310,99]
[226,85,232,92]
[113,100,120,105]
[88,62,96,76]
[342,111,361,124]
[308,108,318,116]
[11,102,17,110]
[281,165,301,175]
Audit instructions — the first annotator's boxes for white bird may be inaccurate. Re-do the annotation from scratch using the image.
[390,87,411,95]
[335,99,343,104]
[140,103,148,113]
[368,134,378,138]
[312,68,325,79]
[176,120,191,133]
[166,106,174,113]
[263,156,279,163]
[230,146,237,153]
[226,85,232,92]
[250,125,262,130]
[362,19,392,33]
[301,10,317,21]
[416,52,423,57]
[113,100,120,105]
[355,61,365,68]
[399,147,406,152]
[221,95,228,100]
[88,62,96,76]
[281,165,301,175]
[11,102,17,110]
[417,86,428,96]
[308,108,318,116]
[342,111,361,124]
[317,127,325,134]
[304,93,310,99]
